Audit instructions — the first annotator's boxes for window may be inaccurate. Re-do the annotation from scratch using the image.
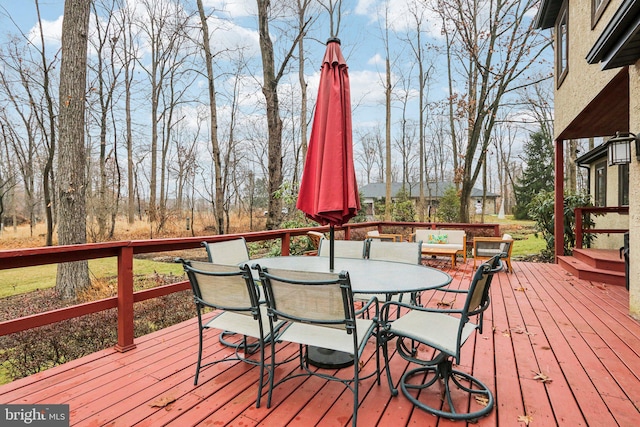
[618,163,629,206]
[556,3,569,86]
[594,162,607,207]
[592,0,610,28]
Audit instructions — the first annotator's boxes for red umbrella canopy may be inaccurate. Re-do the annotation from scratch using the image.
[296,39,360,226]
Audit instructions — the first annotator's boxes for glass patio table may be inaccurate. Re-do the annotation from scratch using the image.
[247,256,453,368]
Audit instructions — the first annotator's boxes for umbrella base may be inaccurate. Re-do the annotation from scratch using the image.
[307,346,354,369]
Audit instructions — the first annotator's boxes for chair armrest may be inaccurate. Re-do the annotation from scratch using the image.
[380,300,463,323]
[355,295,379,319]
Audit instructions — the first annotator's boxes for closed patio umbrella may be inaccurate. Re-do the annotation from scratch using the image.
[296,38,360,271]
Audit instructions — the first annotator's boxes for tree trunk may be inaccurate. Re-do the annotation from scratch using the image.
[56,0,91,300]
[257,0,283,230]
[197,0,225,234]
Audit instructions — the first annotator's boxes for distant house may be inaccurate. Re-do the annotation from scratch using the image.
[359,182,499,219]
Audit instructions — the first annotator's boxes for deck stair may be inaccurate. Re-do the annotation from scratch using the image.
[558,248,626,287]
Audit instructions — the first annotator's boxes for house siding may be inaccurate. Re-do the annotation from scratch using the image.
[554,0,621,138]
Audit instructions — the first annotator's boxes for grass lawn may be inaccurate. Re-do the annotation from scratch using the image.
[511,233,546,258]
[0,258,185,299]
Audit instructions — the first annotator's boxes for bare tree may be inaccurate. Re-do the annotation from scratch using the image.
[434,0,549,222]
[111,0,139,225]
[56,0,91,299]
[403,1,435,221]
[196,0,225,234]
[256,0,309,229]
[87,0,123,240]
[136,0,193,229]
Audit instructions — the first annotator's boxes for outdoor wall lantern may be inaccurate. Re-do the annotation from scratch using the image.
[607,132,640,165]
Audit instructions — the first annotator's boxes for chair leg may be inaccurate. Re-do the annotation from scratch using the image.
[380,334,398,396]
[194,326,204,385]
[400,358,494,421]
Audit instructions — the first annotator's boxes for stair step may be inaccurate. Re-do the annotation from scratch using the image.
[573,248,625,273]
[558,255,626,287]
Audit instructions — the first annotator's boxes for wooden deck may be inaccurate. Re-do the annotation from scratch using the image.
[1,261,639,426]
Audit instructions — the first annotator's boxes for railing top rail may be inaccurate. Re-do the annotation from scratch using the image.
[0,221,500,270]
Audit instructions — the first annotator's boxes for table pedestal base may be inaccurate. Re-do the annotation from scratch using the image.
[307,346,354,369]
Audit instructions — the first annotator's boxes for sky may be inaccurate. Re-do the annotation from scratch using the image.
[0,0,552,188]
[0,0,451,125]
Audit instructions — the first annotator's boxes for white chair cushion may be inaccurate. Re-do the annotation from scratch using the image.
[205,310,282,340]
[277,318,375,355]
[389,310,477,357]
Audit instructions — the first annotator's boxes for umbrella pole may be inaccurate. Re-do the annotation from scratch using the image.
[329,226,335,271]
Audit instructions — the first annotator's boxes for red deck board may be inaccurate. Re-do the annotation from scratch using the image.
[2,261,640,426]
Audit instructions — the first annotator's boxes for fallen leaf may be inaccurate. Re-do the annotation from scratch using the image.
[150,396,176,408]
[515,287,528,292]
[437,300,454,308]
[502,329,511,337]
[518,414,534,425]
[474,395,489,406]
[511,327,534,336]
[533,371,552,384]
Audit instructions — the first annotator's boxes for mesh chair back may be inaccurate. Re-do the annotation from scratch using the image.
[466,254,502,316]
[367,240,422,264]
[307,231,325,249]
[259,267,354,331]
[184,261,258,312]
[317,239,366,259]
[202,238,250,265]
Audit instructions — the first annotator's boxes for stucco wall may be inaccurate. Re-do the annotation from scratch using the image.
[554,1,622,137]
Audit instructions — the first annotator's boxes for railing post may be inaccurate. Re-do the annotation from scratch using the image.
[281,232,291,256]
[116,245,136,352]
[575,208,583,249]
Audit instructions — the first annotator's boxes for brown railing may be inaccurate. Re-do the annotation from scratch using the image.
[0,221,500,351]
[574,206,629,249]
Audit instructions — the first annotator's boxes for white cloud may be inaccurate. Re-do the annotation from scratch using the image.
[203,0,257,17]
[27,15,62,49]
[353,0,442,39]
[355,0,377,16]
[207,15,260,56]
[367,53,383,66]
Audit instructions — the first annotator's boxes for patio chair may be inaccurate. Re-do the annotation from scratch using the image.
[255,265,380,427]
[201,238,254,348]
[317,238,366,259]
[473,233,514,272]
[304,231,325,256]
[379,254,503,421]
[180,260,284,408]
[365,239,423,306]
[366,230,403,242]
[202,237,250,265]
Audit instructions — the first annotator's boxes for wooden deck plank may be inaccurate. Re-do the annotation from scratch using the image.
[2,261,640,427]
[518,262,628,426]
[490,269,527,426]
[506,268,587,426]
[532,263,640,426]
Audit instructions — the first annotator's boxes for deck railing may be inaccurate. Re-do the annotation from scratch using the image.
[574,206,629,249]
[0,221,500,352]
